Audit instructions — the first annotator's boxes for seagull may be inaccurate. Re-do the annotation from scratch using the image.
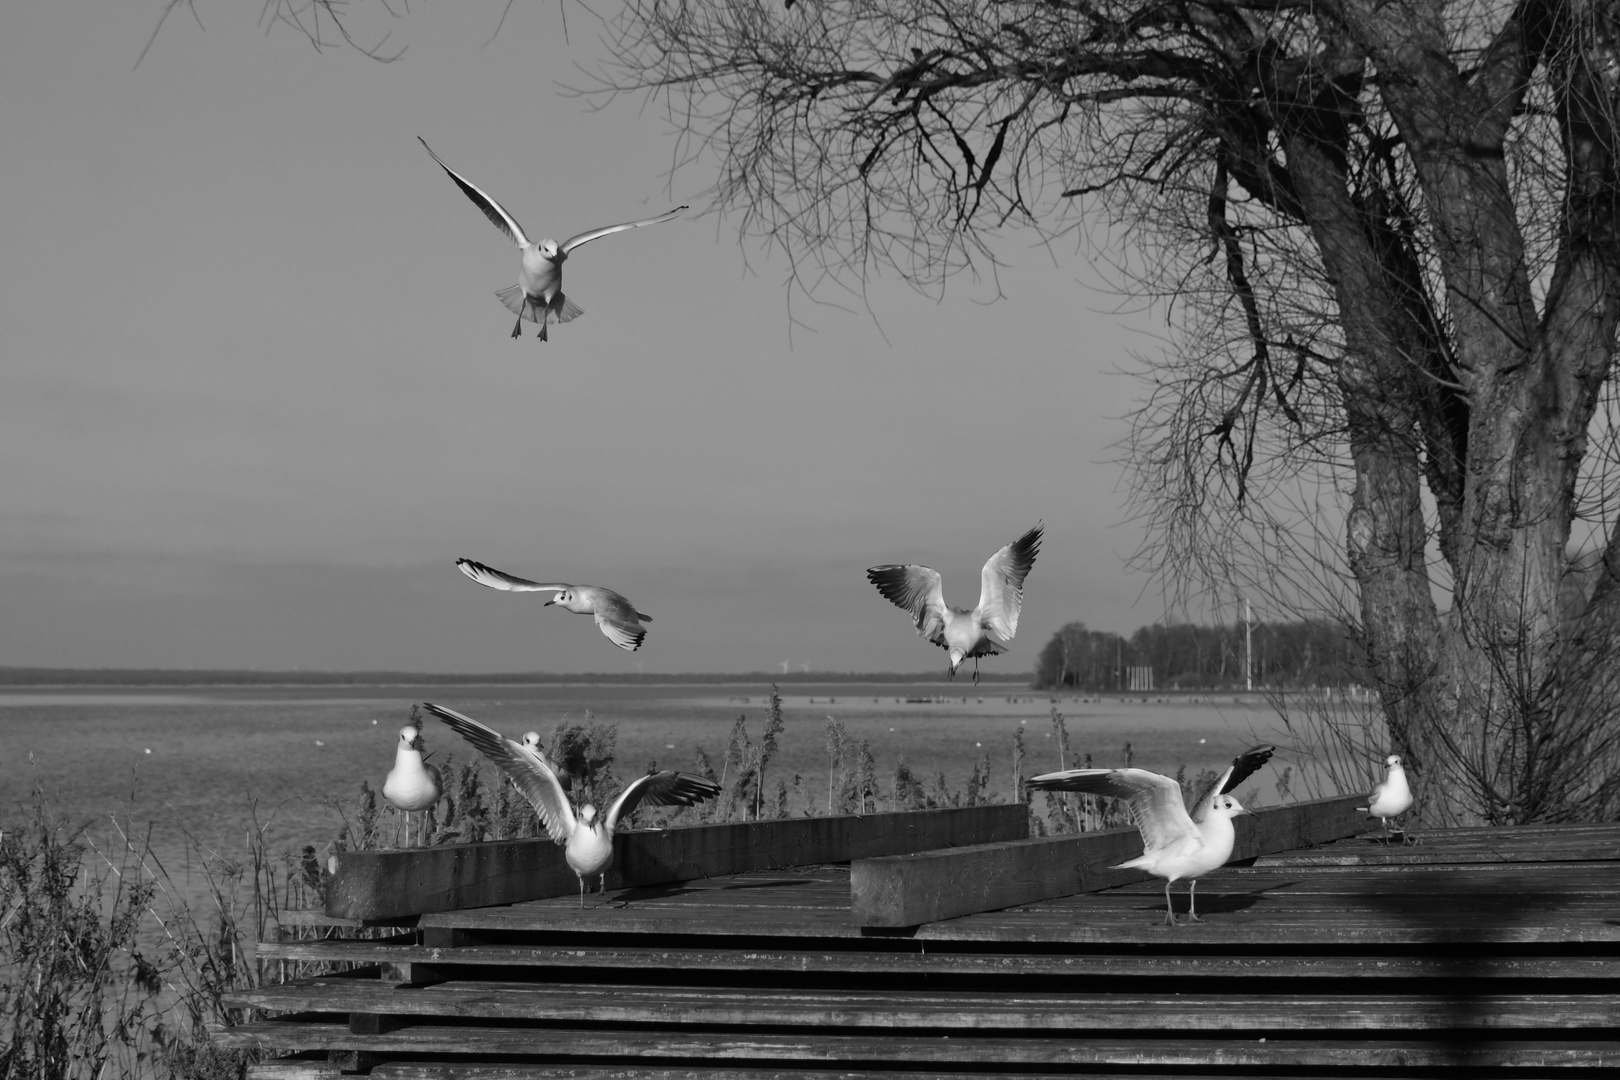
[1028,748,1271,925]
[521,729,572,793]
[381,724,444,848]
[1360,754,1414,845]
[422,703,720,906]
[418,137,687,340]
[456,558,652,651]
[866,523,1043,682]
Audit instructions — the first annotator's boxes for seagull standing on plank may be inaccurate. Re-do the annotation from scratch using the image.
[381,724,443,848]
[418,137,686,340]
[456,558,652,652]
[422,703,720,907]
[1360,754,1414,845]
[866,523,1043,683]
[1028,744,1273,925]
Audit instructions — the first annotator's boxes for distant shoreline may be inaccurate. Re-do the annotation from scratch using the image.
[0,667,1036,688]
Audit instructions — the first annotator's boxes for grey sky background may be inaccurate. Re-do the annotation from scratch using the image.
[2,3,1179,674]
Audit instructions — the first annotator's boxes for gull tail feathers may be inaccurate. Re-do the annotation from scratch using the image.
[554,294,585,323]
[496,284,540,321]
[1112,853,1155,872]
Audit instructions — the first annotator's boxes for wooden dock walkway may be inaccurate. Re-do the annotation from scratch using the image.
[219,803,1620,1077]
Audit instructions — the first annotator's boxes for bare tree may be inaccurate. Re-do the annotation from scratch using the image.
[220,0,1620,824]
[583,0,1620,826]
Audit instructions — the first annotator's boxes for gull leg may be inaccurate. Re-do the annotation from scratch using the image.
[578,876,586,909]
[1162,881,1177,926]
[1381,817,1392,845]
[972,659,981,685]
[1185,879,1203,923]
[598,873,607,897]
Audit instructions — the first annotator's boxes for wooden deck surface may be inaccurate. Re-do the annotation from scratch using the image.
[224,818,1620,1077]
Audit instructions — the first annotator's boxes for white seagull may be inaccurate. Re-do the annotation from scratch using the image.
[456,558,652,651]
[422,703,720,906]
[381,724,444,848]
[1360,754,1414,845]
[1028,744,1273,925]
[418,137,687,341]
[866,523,1043,682]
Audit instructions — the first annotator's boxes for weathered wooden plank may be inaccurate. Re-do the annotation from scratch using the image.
[251,939,1619,980]
[328,805,1026,920]
[245,1058,340,1080]
[208,1023,1620,1067]
[225,979,1620,1031]
[851,793,1365,927]
[366,1068,1367,1080]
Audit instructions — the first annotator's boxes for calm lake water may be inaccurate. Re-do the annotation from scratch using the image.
[0,681,1301,903]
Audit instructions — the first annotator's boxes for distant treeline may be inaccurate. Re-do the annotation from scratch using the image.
[0,667,1030,688]
[1034,619,1365,691]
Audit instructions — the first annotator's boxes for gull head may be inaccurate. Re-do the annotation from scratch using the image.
[398,725,423,750]
[947,649,967,674]
[578,804,598,829]
[522,731,544,754]
[538,238,562,260]
[545,589,585,613]
[1210,794,1249,819]
[1385,754,1403,767]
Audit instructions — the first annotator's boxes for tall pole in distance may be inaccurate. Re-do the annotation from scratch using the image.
[1244,599,1253,692]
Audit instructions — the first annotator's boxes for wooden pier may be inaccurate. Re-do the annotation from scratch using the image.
[218,798,1620,1077]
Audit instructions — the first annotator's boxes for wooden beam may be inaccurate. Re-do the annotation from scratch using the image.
[850,793,1366,927]
[327,804,1027,920]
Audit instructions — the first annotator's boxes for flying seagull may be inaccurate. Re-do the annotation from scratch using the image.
[866,523,1043,682]
[422,703,720,906]
[381,724,443,848]
[1360,754,1413,845]
[456,558,652,651]
[418,137,687,340]
[1028,745,1273,925]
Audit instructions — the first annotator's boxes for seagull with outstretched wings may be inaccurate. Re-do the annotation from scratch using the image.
[456,558,652,652]
[419,137,687,340]
[866,523,1043,682]
[423,703,720,906]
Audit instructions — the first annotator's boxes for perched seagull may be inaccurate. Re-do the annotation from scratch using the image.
[1029,753,1267,925]
[423,703,720,906]
[1360,754,1414,845]
[456,558,652,651]
[866,523,1043,682]
[418,137,687,341]
[381,725,443,848]
[521,729,572,793]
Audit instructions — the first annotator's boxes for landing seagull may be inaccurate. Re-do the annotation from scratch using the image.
[422,703,720,906]
[1360,754,1413,845]
[418,137,687,340]
[1028,744,1274,925]
[382,724,443,848]
[866,523,1042,683]
[456,558,652,652]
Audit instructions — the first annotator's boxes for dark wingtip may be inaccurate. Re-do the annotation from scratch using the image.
[1221,744,1278,794]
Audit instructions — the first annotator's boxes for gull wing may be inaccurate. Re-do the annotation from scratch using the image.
[456,558,569,594]
[419,137,531,248]
[603,770,722,831]
[559,206,689,254]
[977,523,1043,642]
[1028,767,1195,853]
[1190,744,1276,823]
[867,564,949,645]
[421,703,575,842]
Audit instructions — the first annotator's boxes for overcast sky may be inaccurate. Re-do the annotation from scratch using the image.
[1,3,1180,674]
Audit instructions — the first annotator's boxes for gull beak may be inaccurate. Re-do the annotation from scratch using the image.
[544,598,556,607]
